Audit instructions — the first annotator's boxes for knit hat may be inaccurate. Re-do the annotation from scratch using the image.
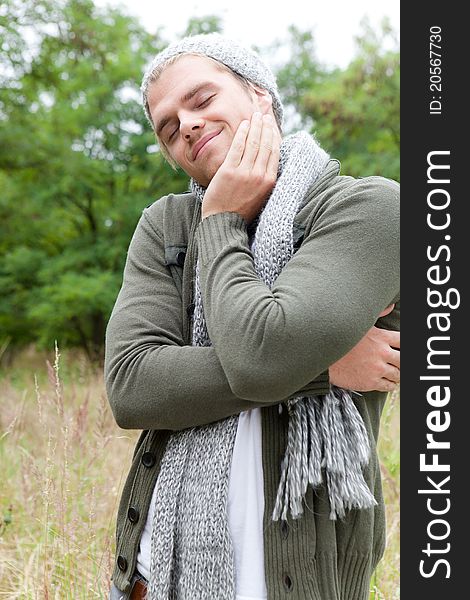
[141,32,284,130]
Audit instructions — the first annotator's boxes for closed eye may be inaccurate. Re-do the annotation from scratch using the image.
[196,94,215,109]
[168,126,179,142]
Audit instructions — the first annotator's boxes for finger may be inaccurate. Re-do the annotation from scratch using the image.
[254,114,274,172]
[266,133,280,181]
[374,326,400,349]
[378,304,395,318]
[385,329,400,349]
[387,347,400,369]
[240,112,263,168]
[384,363,400,384]
[225,120,250,168]
[380,379,399,393]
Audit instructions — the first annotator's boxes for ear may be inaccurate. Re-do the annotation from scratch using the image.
[250,84,273,113]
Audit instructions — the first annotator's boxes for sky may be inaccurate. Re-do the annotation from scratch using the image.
[94,0,400,69]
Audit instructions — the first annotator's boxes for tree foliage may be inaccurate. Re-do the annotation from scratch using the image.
[297,19,399,180]
[0,4,399,363]
[270,25,325,122]
[182,15,223,37]
[0,0,187,362]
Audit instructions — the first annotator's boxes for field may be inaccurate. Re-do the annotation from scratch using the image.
[0,347,399,599]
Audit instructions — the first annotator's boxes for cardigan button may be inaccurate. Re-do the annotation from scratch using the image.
[127,506,139,523]
[280,519,289,540]
[283,573,294,592]
[141,452,156,468]
[117,555,128,572]
[176,251,186,266]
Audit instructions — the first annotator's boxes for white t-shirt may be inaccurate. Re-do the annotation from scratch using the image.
[136,408,267,600]
[227,408,267,599]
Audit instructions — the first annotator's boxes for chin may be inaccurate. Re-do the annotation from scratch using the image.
[202,163,224,187]
[191,148,227,187]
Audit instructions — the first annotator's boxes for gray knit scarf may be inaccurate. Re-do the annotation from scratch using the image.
[148,132,376,600]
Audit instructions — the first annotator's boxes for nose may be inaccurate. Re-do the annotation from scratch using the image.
[180,114,205,141]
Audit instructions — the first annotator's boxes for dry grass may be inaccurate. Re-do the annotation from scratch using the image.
[0,347,400,599]
[0,346,137,599]
[370,387,400,599]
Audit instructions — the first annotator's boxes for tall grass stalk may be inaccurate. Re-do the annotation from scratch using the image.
[0,348,136,599]
[1,349,400,598]
[369,387,400,599]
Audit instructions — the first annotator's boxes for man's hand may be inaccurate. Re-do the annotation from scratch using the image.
[201,112,281,223]
[329,305,400,393]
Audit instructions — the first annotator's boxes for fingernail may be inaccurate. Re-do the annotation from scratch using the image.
[263,113,272,122]
[253,112,262,120]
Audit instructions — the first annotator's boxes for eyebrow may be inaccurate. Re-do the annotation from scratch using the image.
[155,82,216,137]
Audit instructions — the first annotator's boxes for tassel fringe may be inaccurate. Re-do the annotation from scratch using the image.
[272,387,377,522]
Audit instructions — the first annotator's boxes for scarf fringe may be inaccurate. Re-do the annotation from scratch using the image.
[271,387,377,522]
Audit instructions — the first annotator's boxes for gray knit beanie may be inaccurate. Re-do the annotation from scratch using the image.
[141,32,283,130]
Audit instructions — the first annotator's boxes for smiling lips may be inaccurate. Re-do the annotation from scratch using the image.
[192,130,221,161]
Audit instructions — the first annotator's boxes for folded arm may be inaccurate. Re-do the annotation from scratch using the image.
[196,178,400,402]
[104,207,330,431]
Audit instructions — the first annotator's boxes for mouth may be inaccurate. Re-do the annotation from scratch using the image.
[192,130,222,161]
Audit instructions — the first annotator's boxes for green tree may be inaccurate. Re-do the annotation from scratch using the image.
[300,19,399,180]
[0,6,399,364]
[271,19,399,180]
[182,15,223,36]
[0,0,188,362]
[271,25,325,124]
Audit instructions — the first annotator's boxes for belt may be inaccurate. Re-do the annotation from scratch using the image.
[130,578,148,600]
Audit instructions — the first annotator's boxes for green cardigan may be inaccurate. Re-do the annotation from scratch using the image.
[105,160,400,599]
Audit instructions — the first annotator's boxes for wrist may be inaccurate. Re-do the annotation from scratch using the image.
[202,206,225,220]
[197,211,248,265]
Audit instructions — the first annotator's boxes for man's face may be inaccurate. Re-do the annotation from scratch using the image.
[147,55,271,187]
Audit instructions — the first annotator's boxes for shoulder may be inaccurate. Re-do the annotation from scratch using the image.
[299,161,399,223]
[325,172,399,207]
[304,170,399,227]
[142,191,198,240]
[144,191,197,225]
[297,170,400,258]
[335,174,400,224]
[341,174,400,203]
[333,174,399,222]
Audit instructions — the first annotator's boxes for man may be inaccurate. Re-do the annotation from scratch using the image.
[105,33,400,600]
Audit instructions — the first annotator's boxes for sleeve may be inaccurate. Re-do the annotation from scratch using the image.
[196,177,400,402]
[104,206,330,431]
